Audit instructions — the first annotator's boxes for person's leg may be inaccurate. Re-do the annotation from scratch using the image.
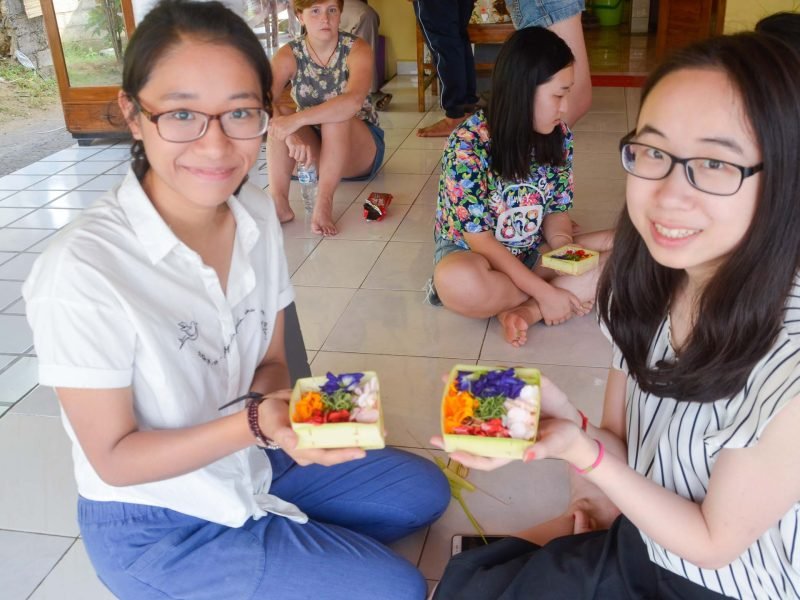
[515,466,620,546]
[504,1,591,126]
[496,258,601,347]
[414,0,477,137]
[498,229,614,346]
[433,249,529,318]
[549,12,592,127]
[268,447,451,544]
[78,498,271,600]
[457,0,478,107]
[313,117,377,236]
[267,124,321,224]
[345,1,393,109]
[250,515,429,600]
[339,0,368,36]
[79,496,429,600]
[343,1,381,94]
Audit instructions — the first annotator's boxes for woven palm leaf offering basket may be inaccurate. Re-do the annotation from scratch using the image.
[541,244,599,275]
[441,365,541,459]
[290,371,385,450]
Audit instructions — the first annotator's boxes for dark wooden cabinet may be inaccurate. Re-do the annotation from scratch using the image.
[656,0,727,59]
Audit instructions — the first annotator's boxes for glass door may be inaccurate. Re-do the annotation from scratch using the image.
[41,0,135,139]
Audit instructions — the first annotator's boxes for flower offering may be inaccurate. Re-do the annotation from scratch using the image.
[441,365,541,459]
[541,244,599,275]
[290,371,385,450]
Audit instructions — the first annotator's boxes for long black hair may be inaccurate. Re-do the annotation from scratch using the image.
[597,33,800,403]
[121,0,273,180]
[486,26,574,181]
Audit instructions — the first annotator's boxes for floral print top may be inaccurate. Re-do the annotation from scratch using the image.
[434,111,574,264]
[289,31,379,127]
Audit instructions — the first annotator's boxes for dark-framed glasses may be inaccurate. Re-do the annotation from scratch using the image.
[619,132,763,196]
[133,99,269,143]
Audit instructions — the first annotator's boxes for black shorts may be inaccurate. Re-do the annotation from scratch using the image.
[433,516,734,600]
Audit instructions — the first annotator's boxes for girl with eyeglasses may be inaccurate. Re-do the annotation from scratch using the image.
[22,2,448,598]
[431,31,800,600]
[267,0,385,236]
[429,26,613,347]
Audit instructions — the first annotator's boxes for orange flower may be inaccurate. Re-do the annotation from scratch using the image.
[294,391,323,422]
[443,382,477,433]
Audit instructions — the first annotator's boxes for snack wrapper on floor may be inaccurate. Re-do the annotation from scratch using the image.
[363,192,393,221]
[541,244,599,275]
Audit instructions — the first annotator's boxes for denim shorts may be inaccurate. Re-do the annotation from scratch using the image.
[352,121,386,181]
[506,0,585,29]
[302,120,385,182]
[433,235,540,270]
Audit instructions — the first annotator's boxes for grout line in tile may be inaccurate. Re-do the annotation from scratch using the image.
[24,536,80,600]
[0,354,23,377]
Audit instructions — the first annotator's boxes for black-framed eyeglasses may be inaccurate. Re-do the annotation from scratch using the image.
[133,98,269,143]
[619,132,763,196]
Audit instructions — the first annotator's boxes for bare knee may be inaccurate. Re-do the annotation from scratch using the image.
[434,257,496,318]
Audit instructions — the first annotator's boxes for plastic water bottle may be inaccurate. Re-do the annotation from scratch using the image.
[297,162,318,215]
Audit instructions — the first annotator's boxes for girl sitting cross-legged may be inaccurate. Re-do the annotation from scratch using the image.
[429,26,613,347]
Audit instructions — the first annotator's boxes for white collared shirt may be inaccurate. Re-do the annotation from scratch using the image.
[23,170,306,527]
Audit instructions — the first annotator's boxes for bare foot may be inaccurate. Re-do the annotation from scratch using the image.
[310,200,337,236]
[514,461,621,546]
[276,206,295,224]
[416,116,463,138]
[496,299,542,347]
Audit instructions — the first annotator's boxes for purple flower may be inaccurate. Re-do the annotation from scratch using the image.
[458,368,525,399]
[320,372,364,394]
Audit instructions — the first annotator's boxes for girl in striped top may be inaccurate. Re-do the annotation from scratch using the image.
[433,31,800,600]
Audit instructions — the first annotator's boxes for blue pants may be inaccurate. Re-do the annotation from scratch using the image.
[414,0,478,119]
[79,448,450,600]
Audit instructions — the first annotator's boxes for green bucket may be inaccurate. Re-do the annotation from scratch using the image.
[589,0,623,27]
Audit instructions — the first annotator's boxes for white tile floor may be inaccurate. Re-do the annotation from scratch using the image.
[0,76,636,598]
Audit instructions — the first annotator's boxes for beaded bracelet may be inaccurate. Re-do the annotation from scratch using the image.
[219,391,281,450]
[572,439,604,475]
[247,396,281,451]
[577,409,589,432]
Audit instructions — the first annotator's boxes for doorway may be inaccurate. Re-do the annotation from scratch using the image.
[585,0,726,87]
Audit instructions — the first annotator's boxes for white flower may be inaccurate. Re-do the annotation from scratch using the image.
[519,384,539,404]
[354,377,379,409]
[504,398,537,440]
[508,420,534,440]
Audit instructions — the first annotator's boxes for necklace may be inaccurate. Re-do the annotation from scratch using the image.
[306,37,336,68]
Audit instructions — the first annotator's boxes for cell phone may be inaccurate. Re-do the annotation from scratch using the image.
[451,534,508,556]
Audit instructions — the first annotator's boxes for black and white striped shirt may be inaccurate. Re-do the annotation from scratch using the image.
[612,284,800,599]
